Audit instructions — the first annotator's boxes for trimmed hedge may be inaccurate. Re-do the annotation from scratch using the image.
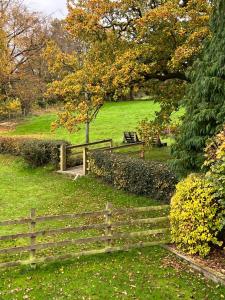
[89,151,177,202]
[0,136,70,167]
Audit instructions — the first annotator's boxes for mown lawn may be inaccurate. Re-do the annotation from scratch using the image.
[4,100,181,145]
[1,100,183,162]
[0,155,225,299]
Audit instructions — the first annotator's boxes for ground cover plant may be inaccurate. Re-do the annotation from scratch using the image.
[0,155,225,299]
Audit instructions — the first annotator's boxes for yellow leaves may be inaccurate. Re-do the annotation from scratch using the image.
[43,41,78,76]
[170,174,225,257]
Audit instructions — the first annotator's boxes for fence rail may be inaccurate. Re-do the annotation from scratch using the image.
[59,139,145,173]
[0,204,170,269]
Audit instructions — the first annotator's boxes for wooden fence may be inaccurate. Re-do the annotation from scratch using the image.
[0,204,170,269]
[60,139,113,172]
[60,139,145,175]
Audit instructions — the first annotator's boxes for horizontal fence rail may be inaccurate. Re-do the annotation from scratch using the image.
[0,203,170,269]
[59,139,145,173]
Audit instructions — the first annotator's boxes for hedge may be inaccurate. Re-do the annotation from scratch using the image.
[89,151,177,202]
[0,136,70,167]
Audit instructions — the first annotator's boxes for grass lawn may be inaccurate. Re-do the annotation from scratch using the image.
[4,100,171,145]
[1,100,181,162]
[0,155,225,299]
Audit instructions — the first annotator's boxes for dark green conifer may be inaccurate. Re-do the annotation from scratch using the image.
[172,0,225,174]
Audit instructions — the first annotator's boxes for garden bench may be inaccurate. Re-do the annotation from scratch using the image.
[123,132,140,144]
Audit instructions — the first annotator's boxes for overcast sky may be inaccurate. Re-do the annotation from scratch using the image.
[24,0,68,18]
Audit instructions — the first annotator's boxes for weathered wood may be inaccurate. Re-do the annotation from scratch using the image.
[0,223,107,241]
[0,204,170,269]
[0,210,106,226]
[113,228,170,240]
[30,208,36,265]
[0,217,32,226]
[105,202,113,248]
[113,205,170,215]
[0,228,169,255]
[67,139,113,150]
[83,147,88,175]
[0,235,110,254]
[0,240,170,269]
[113,216,169,227]
[103,142,144,152]
[60,144,67,171]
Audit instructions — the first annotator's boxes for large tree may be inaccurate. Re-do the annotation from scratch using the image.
[172,0,225,174]
[0,0,48,116]
[45,0,212,142]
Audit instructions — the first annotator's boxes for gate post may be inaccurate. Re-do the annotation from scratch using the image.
[83,147,88,175]
[60,144,67,171]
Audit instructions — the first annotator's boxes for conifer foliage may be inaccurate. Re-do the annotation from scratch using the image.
[172,0,225,174]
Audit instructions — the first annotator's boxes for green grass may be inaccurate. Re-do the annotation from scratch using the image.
[6,101,161,144]
[0,155,225,299]
[1,100,181,162]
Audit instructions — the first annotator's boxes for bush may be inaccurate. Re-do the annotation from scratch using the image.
[204,126,225,204]
[0,136,69,167]
[89,151,177,202]
[170,174,224,257]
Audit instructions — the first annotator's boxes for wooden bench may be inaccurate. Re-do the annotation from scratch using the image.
[123,132,140,144]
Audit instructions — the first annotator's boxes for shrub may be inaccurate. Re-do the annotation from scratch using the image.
[204,125,225,209]
[0,136,69,167]
[170,174,224,257]
[89,151,177,202]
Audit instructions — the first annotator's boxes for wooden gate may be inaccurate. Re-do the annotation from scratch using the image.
[0,204,170,269]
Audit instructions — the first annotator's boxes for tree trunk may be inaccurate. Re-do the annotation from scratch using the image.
[85,120,90,144]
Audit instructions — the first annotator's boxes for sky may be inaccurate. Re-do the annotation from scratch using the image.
[24,0,68,18]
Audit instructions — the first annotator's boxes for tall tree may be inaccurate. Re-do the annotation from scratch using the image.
[0,0,48,116]
[172,0,225,174]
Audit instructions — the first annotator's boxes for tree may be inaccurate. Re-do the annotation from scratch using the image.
[0,0,48,116]
[66,0,211,119]
[44,40,104,143]
[172,0,225,174]
[45,0,212,142]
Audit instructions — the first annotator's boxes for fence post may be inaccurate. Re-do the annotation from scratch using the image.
[105,202,113,249]
[60,144,67,171]
[30,208,36,268]
[110,139,113,153]
[140,143,145,159]
[83,147,88,175]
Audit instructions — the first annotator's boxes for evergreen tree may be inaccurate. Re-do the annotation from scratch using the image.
[172,0,225,174]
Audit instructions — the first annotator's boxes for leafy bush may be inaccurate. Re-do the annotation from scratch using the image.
[89,151,177,202]
[204,125,225,207]
[0,136,69,167]
[170,174,224,257]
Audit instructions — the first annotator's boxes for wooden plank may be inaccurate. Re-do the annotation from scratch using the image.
[113,205,170,215]
[113,216,169,227]
[0,223,107,241]
[0,240,170,269]
[0,210,106,226]
[0,235,110,254]
[103,142,144,152]
[0,206,169,227]
[113,228,170,239]
[0,217,32,226]
[0,228,169,255]
[67,139,112,150]
[35,210,106,223]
